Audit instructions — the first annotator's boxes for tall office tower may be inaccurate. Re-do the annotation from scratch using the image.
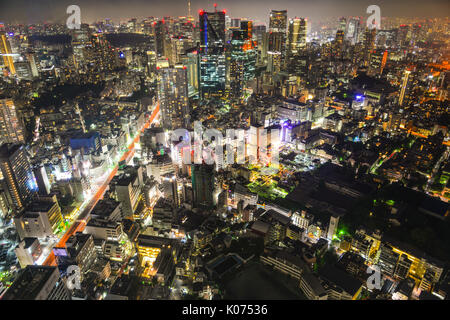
[228,20,256,98]
[26,53,39,78]
[199,8,226,51]
[191,164,215,210]
[345,17,361,45]
[0,144,36,215]
[268,10,288,73]
[2,266,71,300]
[410,23,424,46]
[368,49,388,76]
[71,24,91,70]
[334,29,345,53]
[169,35,193,65]
[363,27,376,67]
[398,69,412,106]
[146,50,157,78]
[287,17,307,74]
[112,166,144,219]
[155,20,169,58]
[338,17,347,33]
[33,165,51,195]
[254,25,268,64]
[327,214,340,240]
[0,31,16,75]
[180,48,200,97]
[157,65,190,130]
[397,24,410,48]
[0,98,25,144]
[199,7,226,98]
[229,30,246,98]
[162,173,180,207]
[288,17,307,53]
[269,10,288,32]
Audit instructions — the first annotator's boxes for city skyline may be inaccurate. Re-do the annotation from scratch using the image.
[1,0,449,25]
[0,0,448,304]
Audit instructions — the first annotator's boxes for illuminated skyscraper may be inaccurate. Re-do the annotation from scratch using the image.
[229,30,246,98]
[368,49,388,76]
[155,20,169,58]
[399,69,411,106]
[268,10,288,72]
[345,17,361,45]
[199,7,227,98]
[269,10,288,32]
[199,7,226,52]
[397,24,410,48]
[71,24,91,70]
[229,20,257,98]
[0,98,25,144]
[363,27,377,67]
[157,64,190,130]
[0,31,16,75]
[288,17,307,54]
[180,48,200,97]
[0,143,37,215]
[287,17,307,74]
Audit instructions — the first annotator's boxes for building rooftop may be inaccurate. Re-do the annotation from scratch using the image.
[1,266,58,300]
[319,265,363,296]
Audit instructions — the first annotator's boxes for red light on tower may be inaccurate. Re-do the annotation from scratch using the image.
[199,9,204,15]
[223,9,227,14]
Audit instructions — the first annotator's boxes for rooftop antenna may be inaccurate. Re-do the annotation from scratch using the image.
[214,3,218,12]
[188,0,191,18]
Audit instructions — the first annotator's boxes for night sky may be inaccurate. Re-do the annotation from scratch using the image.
[0,0,448,25]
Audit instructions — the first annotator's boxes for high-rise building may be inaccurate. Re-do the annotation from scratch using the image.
[111,166,144,219]
[180,48,200,97]
[345,17,361,45]
[399,69,412,106]
[199,8,226,52]
[157,64,190,130]
[0,98,25,144]
[397,24,410,48]
[0,31,16,75]
[327,214,340,240]
[229,24,257,99]
[191,164,215,209]
[1,265,71,300]
[287,17,307,74]
[14,199,63,240]
[368,49,388,76]
[269,10,288,32]
[363,27,377,67]
[155,20,169,58]
[199,7,227,98]
[0,143,36,214]
[268,10,288,73]
[33,165,51,196]
[288,17,307,54]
